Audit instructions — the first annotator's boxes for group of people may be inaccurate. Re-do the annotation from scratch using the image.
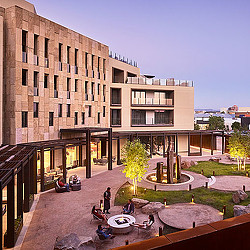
[93,187,155,240]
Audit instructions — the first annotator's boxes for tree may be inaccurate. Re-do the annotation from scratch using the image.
[194,123,200,130]
[228,132,250,170]
[231,121,241,131]
[121,139,149,195]
[207,116,225,130]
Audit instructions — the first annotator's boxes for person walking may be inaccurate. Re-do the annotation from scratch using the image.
[104,187,111,214]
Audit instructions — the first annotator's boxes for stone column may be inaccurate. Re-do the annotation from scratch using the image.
[167,151,174,184]
[176,155,181,180]
[156,162,163,183]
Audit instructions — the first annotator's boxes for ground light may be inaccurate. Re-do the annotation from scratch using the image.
[246,171,249,177]
[201,169,204,175]
[191,194,195,203]
[223,205,226,215]
[164,198,167,207]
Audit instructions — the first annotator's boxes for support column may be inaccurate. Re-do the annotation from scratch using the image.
[62,146,67,180]
[176,133,178,155]
[50,149,54,170]
[222,131,225,154]
[17,166,23,218]
[188,133,190,156]
[108,128,112,170]
[40,148,44,192]
[86,130,91,178]
[211,132,214,155]
[117,137,121,165]
[163,134,166,158]
[150,134,153,158]
[0,182,2,249]
[200,132,203,156]
[167,136,171,151]
[79,144,83,166]
[167,151,174,184]
[7,171,15,248]
[33,150,37,194]
[24,161,30,212]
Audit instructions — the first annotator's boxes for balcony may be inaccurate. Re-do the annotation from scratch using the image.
[109,51,138,67]
[67,64,70,73]
[34,55,39,66]
[127,77,194,87]
[59,61,62,71]
[132,98,173,106]
[22,52,27,63]
[45,58,49,68]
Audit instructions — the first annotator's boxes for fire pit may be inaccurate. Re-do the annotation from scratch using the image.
[107,214,136,234]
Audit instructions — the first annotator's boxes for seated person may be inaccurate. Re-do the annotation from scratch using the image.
[123,199,134,214]
[57,177,70,192]
[96,225,115,239]
[92,205,107,222]
[131,214,154,228]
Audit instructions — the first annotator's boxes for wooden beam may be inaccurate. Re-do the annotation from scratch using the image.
[222,131,225,154]
[24,161,30,212]
[117,137,121,165]
[108,128,112,170]
[150,134,153,158]
[17,165,23,217]
[0,182,2,248]
[176,133,179,155]
[62,146,67,180]
[163,134,166,158]
[188,132,191,156]
[211,132,214,155]
[86,130,91,178]
[200,132,203,156]
[40,148,45,192]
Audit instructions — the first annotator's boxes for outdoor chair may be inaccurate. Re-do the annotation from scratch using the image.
[137,221,154,235]
[55,180,67,193]
[90,212,105,224]
[95,232,114,244]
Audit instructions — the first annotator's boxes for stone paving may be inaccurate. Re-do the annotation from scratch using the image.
[158,203,223,229]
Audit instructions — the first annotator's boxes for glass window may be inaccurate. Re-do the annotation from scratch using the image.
[88,106,91,117]
[22,69,28,86]
[49,112,54,126]
[82,112,85,124]
[111,109,121,126]
[58,104,62,117]
[33,102,39,118]
[75,112,78,125]
[67,104,70,117]
[22,111,28,128]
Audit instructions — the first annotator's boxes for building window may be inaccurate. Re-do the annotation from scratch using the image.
[34,34,39,65]
[67,78,70,99]
[91,54,94,69]
[103,85,106,102]
[34,71,39,96]
[85,81,88,100]
[67,46,70,64]
[88,106,91,117]
[111,109,121,126]
[44,74,48,88]
[82,112,85,124]
[58,104,62,117]
[111,88,121,105]
[132,110,146,125]
[49,112,54,126]
[22,69,28,86]
[91,82,95,101]
[103,59,106,80]
[97,83,100,95]
[33,102,39,118]
[75,112,78,125]
[22,30,27,63]
[67,104,70,117]
[103,106,106,117]
[59,43,62,62]
[75,48,78,66]
[54,75,58,98]
[97,112,100,124]
[22,111,28,128]
[75,79,78,92]
[45,38,49,67]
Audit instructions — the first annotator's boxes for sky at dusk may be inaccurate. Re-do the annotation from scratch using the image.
[29,0,250,109]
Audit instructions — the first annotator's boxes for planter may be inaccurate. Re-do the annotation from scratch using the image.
[4,217,23,248]
[44,180,55,191]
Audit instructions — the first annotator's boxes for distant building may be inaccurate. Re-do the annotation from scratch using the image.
[194,113,240,130]
[220,105,250,118]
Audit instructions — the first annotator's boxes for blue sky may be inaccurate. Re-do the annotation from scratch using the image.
[29,0,250,109]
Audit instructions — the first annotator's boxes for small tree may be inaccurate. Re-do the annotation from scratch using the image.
[231,121,241,131]
[207,116,225,130]
[194,123,200,130]
[121,139,149,195]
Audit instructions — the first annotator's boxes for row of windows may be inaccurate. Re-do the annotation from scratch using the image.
[22,69,106,100]
[23,104,106,128]
[22,30,106,77]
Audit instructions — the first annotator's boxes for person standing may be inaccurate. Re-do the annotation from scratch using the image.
[104,187,111,214]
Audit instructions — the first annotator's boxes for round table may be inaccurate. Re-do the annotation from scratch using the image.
[107,214,136,234]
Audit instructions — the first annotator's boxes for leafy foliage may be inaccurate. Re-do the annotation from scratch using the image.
[231,121,241,131]
[207,116,225,130]
[194,123,200,130]
[121,139,149,195]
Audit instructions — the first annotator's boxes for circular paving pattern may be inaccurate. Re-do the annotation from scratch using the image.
[210,176,250,191]
[158,203,223,229]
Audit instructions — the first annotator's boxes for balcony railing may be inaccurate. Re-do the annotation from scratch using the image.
[45,58,49,68]
[67,91,70,99]
[109,51,138,67]
[132,98,173,106]
[22,52,27,63]
[67,64,70,73]
[59,61,62,71]
[111,118,121,126]
[127,77,194,87]
[34,87,39,96]
[34,55,39,66]
[132,117,173,126]
[54,90,58,98]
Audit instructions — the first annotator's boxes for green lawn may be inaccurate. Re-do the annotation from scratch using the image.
[188,161,250,177]
[115,185,250,220]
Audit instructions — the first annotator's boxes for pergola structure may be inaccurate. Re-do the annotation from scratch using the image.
[112,130,225,164]
[0,145,36,248]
